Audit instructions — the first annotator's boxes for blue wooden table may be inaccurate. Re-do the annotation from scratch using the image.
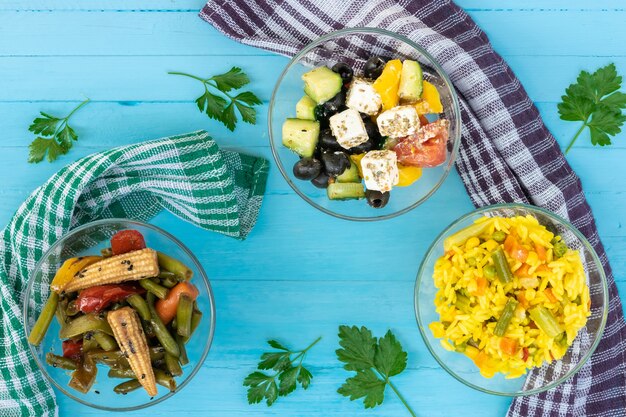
[1,1,625,416]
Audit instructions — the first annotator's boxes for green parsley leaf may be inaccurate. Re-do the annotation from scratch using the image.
[26,99,90,163]
[210,67,250,92]
[337,326,416,417]
[28,137,68,163]
[169,68,261,132]
[337,368,386,408]
[558,63,626,153]
[243,336,321,407]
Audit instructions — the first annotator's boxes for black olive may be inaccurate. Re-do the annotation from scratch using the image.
[318,128,343,152]
[293,157,322,180]
[323,90,346,114]
[363,56,386,79]
[365,190,390,208]
[348,137,376,154]
[314,104,332,126]
[360,112,371,120]
[332,62,354,83]
[311,171,330,188]
[363,118,382,146]
[321,151,350,177]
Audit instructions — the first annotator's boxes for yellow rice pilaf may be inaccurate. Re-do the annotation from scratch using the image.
[429,215,590,379]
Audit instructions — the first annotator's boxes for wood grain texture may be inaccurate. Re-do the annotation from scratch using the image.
[0,2,624,417]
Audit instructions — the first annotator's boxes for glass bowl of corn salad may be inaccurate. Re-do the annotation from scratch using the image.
[414,203,608,396]
[23,219,215,410]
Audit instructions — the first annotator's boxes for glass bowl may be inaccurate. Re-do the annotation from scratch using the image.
[23,219,216,411]
[268,27,461,221]
[415,203,608,396]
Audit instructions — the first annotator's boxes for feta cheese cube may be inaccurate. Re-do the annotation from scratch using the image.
[360,150,399,192]
[329,108,369,149]
[376,105,420,138]
[346,78,382,115]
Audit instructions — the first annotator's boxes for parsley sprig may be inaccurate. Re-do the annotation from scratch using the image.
[336,325,416,417]
[27,98,90,163]
[558,63,626,154]
[168,67,261,131]
[244,336,321,406]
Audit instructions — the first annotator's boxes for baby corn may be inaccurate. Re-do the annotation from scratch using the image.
[107,307,157,397]
[63,249,159,293]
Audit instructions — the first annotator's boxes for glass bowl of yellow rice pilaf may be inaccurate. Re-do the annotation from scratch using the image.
[415,203,608,396]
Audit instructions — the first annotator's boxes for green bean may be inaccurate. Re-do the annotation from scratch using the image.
[108,368,136,379]
[65,300,79,316]
[176,335,189,366]
[553,241,569,258]
[491,248,513,284]
[455,292,472,313]
[176,295,193,338]
[160,275,178,289]
[158,271,178,281]
[147,293,180,357]
[157,252,193,281]
[139,279,169,300]
[529,306,564,338]
[28,292,59,346]
[182,310,203,343]
[69,355,97,394]
[165,353,183,377]
[82,333,99,352]
[484,264,497,280]
[492,230,506,243]
[93,331,118,351]
[100,247,113,258]
[467,338,480,348]
[454,342,467,353]
[443,221,492,251]
[114,379,142,395]
[154,369,177,392]
[59,314,113,339]
[141,319,156,339]
[494,298,519,337]
[127,294,150,320]
[55,297,69,331]
[46,353,78,370]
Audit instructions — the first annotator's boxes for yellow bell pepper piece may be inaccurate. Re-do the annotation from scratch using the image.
[372,59,402,111]
[396,164,422,187]
[349,153,366,178]
[422,80,443,113]
[50,256,101,292]
[413,80,443,114]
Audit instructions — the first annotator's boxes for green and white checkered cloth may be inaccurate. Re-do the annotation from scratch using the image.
[0,130,269,416]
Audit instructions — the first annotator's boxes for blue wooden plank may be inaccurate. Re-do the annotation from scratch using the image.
[0,2,624,417]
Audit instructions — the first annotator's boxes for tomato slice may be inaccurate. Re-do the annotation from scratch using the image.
[110,229,146,255]
[62,339,83,360]
[76,284,145,313]
[394,119,450,167]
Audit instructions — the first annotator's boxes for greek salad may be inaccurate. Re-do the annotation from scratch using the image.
[282,56,450,208]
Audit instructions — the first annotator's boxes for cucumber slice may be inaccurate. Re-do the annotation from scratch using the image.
[336,161,360,183]
[398,60,423,103]
[327,182,365,200]
[282,118,320,158]
[296,96,316,120]
[302,66,343,104]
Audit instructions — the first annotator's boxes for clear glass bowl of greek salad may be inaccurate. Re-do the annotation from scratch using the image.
[269,27,461,221]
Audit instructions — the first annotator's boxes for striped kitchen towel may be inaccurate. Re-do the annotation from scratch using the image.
[199,1,626,416]
[0,130,268,416]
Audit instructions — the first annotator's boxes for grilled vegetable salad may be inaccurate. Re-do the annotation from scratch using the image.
[28,229,202,397]
[282,57,450,208]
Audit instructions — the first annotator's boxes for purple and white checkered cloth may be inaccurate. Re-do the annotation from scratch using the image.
[200,1,626,415]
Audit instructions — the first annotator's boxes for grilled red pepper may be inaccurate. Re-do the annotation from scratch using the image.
[62,339,83,360]
[110,229,146,255]
[76,284,145,313]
